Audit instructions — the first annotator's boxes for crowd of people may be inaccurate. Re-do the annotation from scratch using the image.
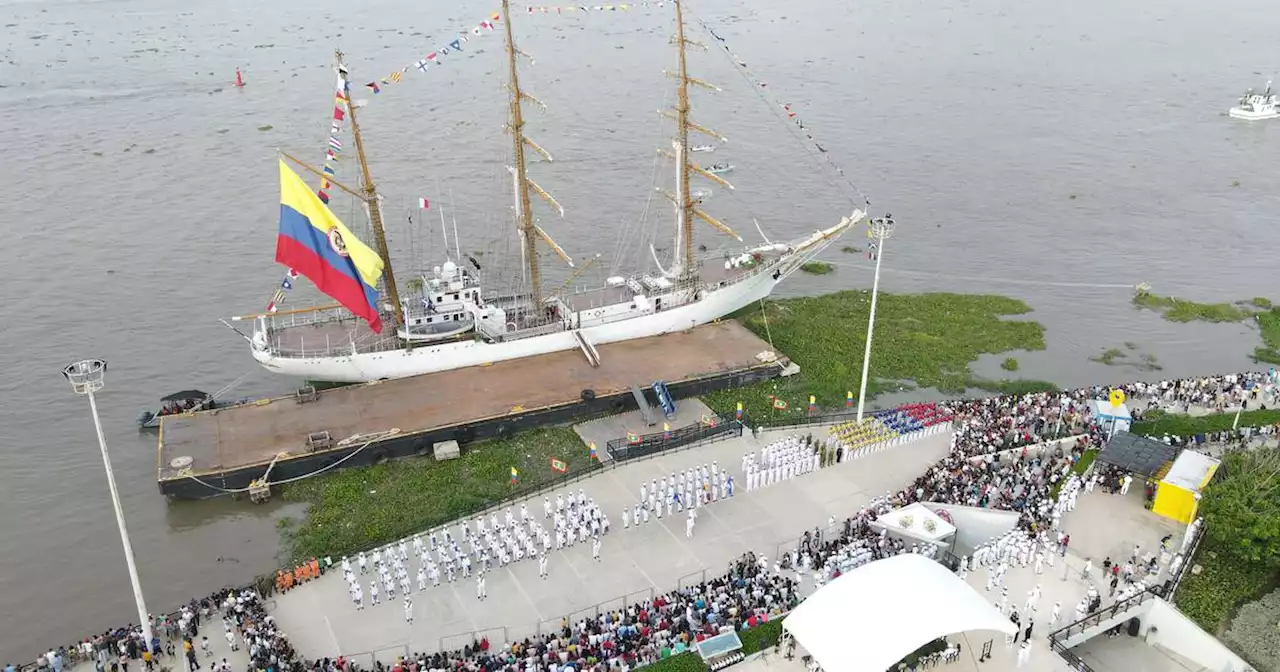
[25,371,1277,672]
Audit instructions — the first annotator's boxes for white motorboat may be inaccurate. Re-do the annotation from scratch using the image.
[1229,81,1280,120]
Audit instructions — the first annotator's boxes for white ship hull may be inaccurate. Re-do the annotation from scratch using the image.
[1229,106,1280,120]
[253,265,779,382]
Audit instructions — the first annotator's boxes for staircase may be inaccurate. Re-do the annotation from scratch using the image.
[573,330,600,367]
[1050,587,1159,650]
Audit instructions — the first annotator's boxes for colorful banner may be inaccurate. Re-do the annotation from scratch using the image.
[523,2,667,13]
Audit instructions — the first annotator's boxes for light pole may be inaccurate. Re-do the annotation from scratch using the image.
[62,359,154,652]
[855,214,896,423]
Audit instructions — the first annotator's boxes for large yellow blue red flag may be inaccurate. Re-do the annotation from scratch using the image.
[275,160,386,332]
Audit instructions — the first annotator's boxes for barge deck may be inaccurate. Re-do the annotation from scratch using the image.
[157,321,785,498]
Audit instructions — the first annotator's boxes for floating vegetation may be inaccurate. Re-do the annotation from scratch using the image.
[840,245,860,254]
[1091,348,1126,365]
[702,291,1051,421]
[257,124,273,131]
[1132,288,1280,364]
[1000,357,1019,372]
[1091,345,1161,371]
[799,261,834,275]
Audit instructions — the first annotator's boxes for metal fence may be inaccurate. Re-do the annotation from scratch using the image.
[532,587,655,637]
[607,413,742,461]
[343,644,411,669]
[437,627,509,656]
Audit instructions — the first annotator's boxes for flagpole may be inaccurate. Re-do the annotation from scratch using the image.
[855,215,896,424]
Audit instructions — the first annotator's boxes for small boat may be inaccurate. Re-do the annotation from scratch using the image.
[138,390,253,429]
[691,145,715,153]
[704,162,734,175]
[1229,81,1279,120]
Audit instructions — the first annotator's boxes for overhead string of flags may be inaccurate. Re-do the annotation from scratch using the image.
[694,18,870,209]
[522,2,668,12]
[367,13,501,94]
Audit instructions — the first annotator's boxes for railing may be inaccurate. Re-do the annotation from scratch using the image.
[1166,520,1206,601]
[1048,585,1159,645]
[343,644,411,669]
[437,627,508,656]
[1049,636,1097,672]
[607,414,743,461]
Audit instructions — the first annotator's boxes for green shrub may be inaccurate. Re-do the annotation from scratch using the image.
[739,619,784,654]
[1130,409,1280,438]
[1175,546,1274,634]
[637,653,707,672]
[1000,357,1019,371]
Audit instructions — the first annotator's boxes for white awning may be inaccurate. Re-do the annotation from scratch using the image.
[784,554,1015,672]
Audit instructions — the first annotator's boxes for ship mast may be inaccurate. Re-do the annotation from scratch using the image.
[662,0,737,279]
[336,49,406,334]
[500,0,571,306]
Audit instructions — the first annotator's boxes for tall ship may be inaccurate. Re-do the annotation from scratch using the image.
[241,0,863,383]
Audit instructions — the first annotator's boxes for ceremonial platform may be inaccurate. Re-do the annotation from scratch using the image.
[156,321,784,498]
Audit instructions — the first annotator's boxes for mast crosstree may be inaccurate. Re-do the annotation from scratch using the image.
[660,0,739,279]
[501,0,571,305]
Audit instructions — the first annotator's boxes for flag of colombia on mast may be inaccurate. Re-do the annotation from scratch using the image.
[275,159,386,333]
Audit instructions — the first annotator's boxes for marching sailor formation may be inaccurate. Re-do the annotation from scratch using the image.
[337,488,613,614]
[961,470,1188,643]
[742,435,823,491]
[622,462,735,534]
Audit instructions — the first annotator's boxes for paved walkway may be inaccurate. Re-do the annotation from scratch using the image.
[268,426,953,663]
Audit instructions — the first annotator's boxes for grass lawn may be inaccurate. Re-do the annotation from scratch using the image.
[1130,409,1280,437]
[702,291,1052,421]
[278,428,592,561]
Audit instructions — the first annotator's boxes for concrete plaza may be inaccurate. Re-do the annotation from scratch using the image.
[268,425,952,663]
[735,483,1191,672]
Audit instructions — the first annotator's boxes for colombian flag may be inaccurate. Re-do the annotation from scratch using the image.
[275,160,385,332]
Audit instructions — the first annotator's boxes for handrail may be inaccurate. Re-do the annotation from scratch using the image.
[1049,637,1097,672]
[1047,585,1160,644]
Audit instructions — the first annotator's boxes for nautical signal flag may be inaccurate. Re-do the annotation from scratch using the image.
[366,82,381,94]
[418,197,430,209]
[275,160,386,333]
[510,466,519,484]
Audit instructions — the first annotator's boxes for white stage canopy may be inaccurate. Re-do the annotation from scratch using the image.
[871,502,956,544]
[783,554,1015,672]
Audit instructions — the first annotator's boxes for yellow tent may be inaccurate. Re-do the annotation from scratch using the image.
[1151,451,1220,524]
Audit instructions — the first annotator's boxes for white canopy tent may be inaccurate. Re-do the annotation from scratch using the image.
[783,554,1015,672]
